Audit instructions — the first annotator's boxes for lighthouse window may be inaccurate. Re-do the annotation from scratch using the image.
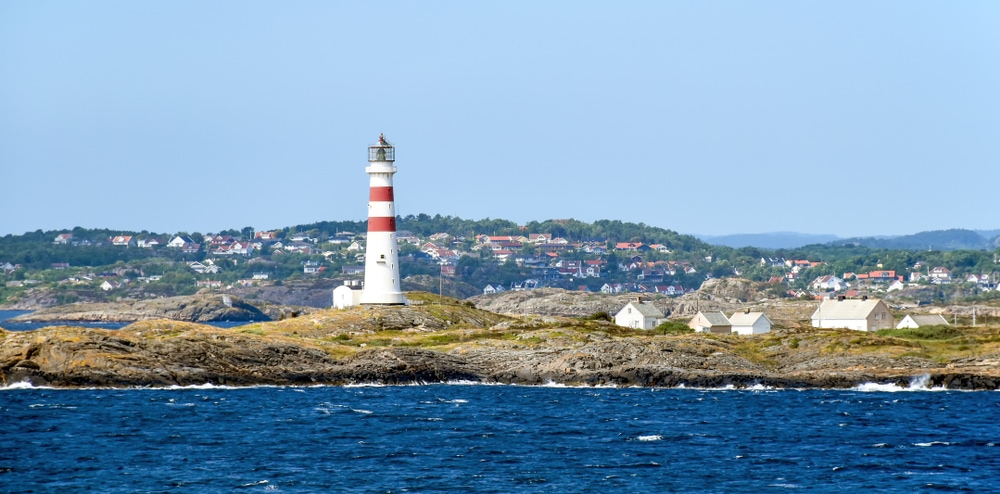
[380,254,385,259]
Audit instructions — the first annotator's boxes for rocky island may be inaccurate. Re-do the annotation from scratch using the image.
[3,290,1000,390]
[5,294,303,324]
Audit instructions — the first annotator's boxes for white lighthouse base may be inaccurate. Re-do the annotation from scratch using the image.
[359,289,408,306]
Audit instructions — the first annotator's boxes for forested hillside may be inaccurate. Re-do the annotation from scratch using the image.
[2,216,999,309]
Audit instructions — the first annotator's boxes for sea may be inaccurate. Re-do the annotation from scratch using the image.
[3,311,1000,492]
[2,383,999,492]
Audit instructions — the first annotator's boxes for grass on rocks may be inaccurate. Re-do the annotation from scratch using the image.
[21,292,1000,370]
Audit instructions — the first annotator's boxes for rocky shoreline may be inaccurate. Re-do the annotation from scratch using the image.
[3,321,999,391]
[3,292,999,391]
[7,294,272,323]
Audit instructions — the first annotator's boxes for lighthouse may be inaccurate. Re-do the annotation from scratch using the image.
[358,133,408,306]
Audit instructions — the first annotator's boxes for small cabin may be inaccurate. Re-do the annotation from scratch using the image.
[614,300,665,330]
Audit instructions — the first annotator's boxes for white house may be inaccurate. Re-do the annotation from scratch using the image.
[810,275,845,292]
[687,311,732,334]
[332,281,363,309]
[600,283,626,294]
[187,261,220,275]
[614,300,665,330]
[929,266,952,284]
[137,238,161,248]
[168,236,194,248]
[482,284,505,295]
[729,311,773,335]
[811,297,894,332]
[110,235,134,247]
[896,314,949,329]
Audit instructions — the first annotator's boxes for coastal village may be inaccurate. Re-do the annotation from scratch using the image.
[1,225,995,337]
[6,229,997,298]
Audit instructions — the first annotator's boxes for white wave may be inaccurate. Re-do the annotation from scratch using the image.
[637,435,663,442]
[238,480,269,487]
[351,409,373,414]
[913,441,951,447]
[443,380,482,386]
[853,375,948,392]
[164,383,243,390]
[0,381,53,391]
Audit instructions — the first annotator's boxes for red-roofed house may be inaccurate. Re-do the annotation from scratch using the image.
[110,235,134,247]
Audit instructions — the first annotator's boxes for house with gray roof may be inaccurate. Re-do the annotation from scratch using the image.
[688,311,732,334]
[615,300,665,330]
[810,297,894,332]
[896,314,949,329]
[729,310,773,335]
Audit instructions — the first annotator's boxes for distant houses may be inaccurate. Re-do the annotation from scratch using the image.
[684,310,773,335]
[688,311,732,334]
[811,297,894,332]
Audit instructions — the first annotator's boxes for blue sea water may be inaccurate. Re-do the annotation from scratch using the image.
[2,384,999,493]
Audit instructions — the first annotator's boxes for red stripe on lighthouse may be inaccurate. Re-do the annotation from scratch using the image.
[369,186,394,202]
[368,216,397,232]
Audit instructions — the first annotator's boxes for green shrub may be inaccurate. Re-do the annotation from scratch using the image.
[654,321,694,335]
[585,311,612,322]
[876,325,961,340]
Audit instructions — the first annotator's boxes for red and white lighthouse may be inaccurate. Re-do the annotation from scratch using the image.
[359,134,408,305]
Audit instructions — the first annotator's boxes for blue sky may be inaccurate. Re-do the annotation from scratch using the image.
[2,2,998,238]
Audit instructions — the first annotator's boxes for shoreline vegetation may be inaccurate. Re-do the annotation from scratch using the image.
[3,291,1000,391]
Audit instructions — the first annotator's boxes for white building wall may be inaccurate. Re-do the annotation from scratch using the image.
[614,304,658,330]
[333,285,362,309]
[812,318,866,331]
[733,319,771,335]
